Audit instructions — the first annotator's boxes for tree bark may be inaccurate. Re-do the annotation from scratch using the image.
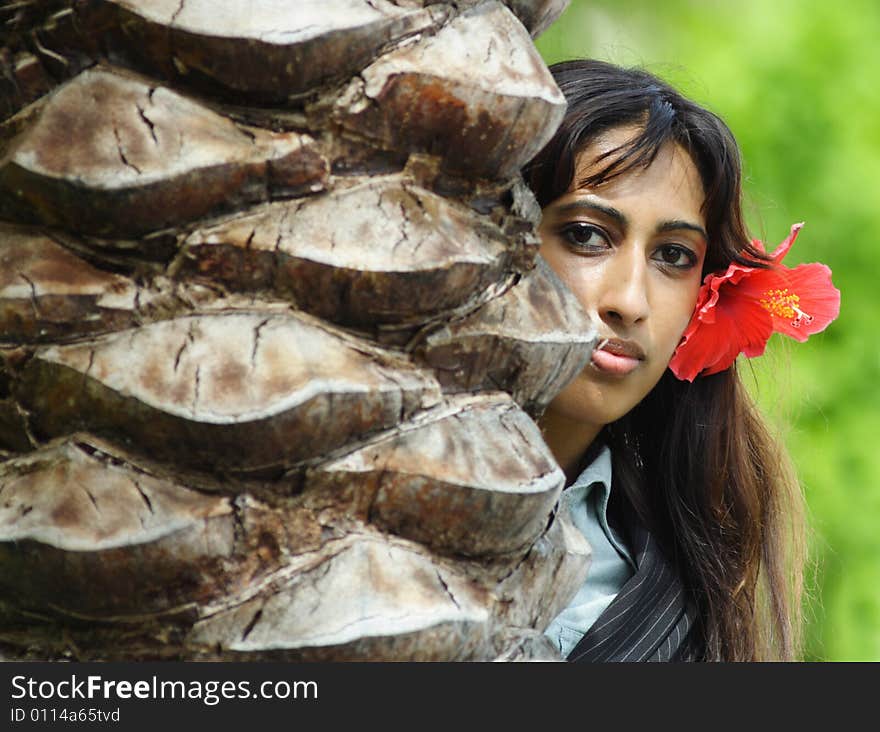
[0,0,593,662]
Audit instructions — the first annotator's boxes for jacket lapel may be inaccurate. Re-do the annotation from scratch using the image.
[567,518,698,662]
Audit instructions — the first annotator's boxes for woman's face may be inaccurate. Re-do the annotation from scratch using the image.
[538,125,707,433]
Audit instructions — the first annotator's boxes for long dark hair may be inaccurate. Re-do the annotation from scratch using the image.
[525,59,806,661]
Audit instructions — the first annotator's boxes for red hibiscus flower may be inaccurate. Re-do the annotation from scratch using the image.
[668,223,841,382]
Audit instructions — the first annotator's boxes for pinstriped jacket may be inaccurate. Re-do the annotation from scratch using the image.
[567,513,702,662]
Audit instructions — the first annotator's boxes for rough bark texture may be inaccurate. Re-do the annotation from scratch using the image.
[0,0,592,662]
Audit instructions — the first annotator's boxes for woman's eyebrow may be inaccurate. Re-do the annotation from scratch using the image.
[656,219,708,240]
[553,199,628,227]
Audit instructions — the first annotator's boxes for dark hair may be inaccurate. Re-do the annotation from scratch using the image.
[525,60,805,661]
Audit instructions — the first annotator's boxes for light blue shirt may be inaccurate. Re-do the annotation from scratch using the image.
[543,445,637,658]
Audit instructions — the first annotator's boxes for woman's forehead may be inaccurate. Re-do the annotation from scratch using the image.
[574,124,647,173]
[572,136,702,203]
[571,124,688,188]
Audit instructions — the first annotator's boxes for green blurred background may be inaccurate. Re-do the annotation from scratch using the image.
[535,0,879,661]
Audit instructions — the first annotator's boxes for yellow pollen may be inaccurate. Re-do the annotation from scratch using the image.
[759,288,799,319]
[759,288,813,327]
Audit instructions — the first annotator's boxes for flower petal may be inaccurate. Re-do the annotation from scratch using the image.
[767,222,805,263]
[669,293,773,381]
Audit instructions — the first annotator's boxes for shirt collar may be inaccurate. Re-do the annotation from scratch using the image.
[561,444,634,568]
[569,443,613,494]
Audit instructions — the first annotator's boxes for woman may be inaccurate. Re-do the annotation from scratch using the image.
[524,60,839,661]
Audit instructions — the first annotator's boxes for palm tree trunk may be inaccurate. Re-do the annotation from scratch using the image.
[0,0,594,661]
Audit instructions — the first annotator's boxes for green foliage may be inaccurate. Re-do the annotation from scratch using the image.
[537,0,880,661]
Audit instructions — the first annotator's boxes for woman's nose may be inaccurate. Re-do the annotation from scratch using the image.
[597,248,650,328]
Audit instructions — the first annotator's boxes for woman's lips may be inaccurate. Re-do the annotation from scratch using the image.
[590,338,646,376]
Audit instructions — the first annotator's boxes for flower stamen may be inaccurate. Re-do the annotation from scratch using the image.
[760,288,814,328]
[791,305,814,328]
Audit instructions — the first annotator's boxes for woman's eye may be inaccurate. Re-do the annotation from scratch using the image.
[654,244,697,269]
[559,223,608,250]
